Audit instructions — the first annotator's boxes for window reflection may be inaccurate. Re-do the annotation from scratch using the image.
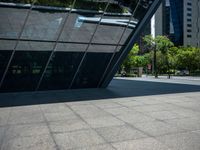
[39,52,84,90]
[21,9,66,40]
[1,51,50,92]
[0,7,28,38]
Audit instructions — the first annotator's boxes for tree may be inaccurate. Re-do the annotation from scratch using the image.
[122,44,150,75]
[176,47,200,74]
[143,35,174,78]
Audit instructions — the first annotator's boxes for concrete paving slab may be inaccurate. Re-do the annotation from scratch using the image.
[133,121,185,137]
[112,137,171,150]
[0,126,6,147]
[164,118,200,131]
[156,132,200,150]
[132,104,180,113]
[76,144,115,150]
[53,129,106,150]
[84,115,125,128]
[116,112,155,124]
[5,123,50,139]
[95,125,148,142]
[0,108,10,126]
[1,134,56,150]
[103,106,138,116]
[145,111,186,120]
[44,111,79,122]
[49,119,90,133]
[8,109,45,125]
[69,104,109,119]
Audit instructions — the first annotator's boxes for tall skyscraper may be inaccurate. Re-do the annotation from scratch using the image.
[152,0,200,47]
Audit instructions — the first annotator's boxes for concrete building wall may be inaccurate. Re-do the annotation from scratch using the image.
[153,0,200,48]
[183,0,200,47]
[154,3,164,36]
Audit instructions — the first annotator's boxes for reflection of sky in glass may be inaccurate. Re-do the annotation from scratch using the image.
[22,17,63,39]
[75,16,138,29]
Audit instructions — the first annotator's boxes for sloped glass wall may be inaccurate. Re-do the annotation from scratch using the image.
[0,0,158,92]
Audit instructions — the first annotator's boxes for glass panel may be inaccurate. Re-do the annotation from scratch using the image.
[120,0,155,44]
[1,51,50,92]
[16,41,54,51]
[92,0,134,45]
[59,13,101,43]
[0,6,29,39]
[0,40,16,50]
[71,52,113,89]
[21,8,66,41]
[98,46,124,87]
[0,50,12,82]
[92,15,131,45]
[55,43,87,52]
[87,44,116,53]
[39,52,84,90]
[59,0,108,43]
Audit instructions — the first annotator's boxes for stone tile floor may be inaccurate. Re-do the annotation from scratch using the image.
[0,78,200,150]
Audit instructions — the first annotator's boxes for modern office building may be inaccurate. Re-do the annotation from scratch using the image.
[0,0,161,93]
[151,0,200,47]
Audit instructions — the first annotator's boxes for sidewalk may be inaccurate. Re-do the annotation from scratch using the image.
[115,75,200,86]
[143,75,200,81]
[0,78,200,150]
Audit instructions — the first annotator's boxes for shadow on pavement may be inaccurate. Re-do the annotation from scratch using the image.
[0,79,200,107]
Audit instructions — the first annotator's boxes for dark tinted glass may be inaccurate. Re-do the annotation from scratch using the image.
[92,15,130,45]
[0,7,29,39]
[71,52,112,89]
[1,51,50,92]
[39,52,83,90]
[59,13,101,43]
[59,0,108,43]
[16,41,54,51]
[0,51,12,81]
[21,9,66,41]
[0,40,16,50]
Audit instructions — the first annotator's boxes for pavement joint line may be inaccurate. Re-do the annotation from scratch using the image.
[90,102,156,138]
[90,101,191,144]
[6,120,47,126]
[38,105,60,150]
[64,103,118,150]
[0,108,12,150]
[68,143,115,150]
[166,102,200,113]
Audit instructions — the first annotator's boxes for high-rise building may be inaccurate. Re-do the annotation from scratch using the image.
[183,0,200,47]
[0,0,162,93]
[151,0,200,47]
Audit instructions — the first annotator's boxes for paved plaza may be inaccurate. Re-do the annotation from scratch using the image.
[0,77,200,150]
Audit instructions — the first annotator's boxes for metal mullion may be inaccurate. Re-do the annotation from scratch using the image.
[0,1,35,88]
[0,37,126,47]
[68,0,111,89]
[35,0,77,91]
[97,0,141,87]
[101,0,162,88]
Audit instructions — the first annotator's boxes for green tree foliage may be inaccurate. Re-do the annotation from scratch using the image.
[176,47,200,73]
[142,35,200,75]
[122,44,150,73]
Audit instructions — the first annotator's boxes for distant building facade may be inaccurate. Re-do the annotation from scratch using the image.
[150,0,200,47]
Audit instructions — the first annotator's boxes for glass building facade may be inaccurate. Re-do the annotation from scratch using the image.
[0,0,161,92]
[169,0,184,45]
